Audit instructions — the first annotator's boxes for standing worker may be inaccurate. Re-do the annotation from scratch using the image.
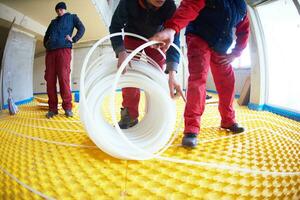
[110,0,183,129]
[151,0,250,147]
[43,2,85,118]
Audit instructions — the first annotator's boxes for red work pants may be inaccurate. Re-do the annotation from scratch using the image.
[184,34,236,134]
[45,48,72,112]
[122,36,165,119]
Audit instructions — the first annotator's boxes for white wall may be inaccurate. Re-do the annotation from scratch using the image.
[32,25,251,98]
[91,0,112,28]
[32,55,46,93]
[257,0,300,112]
[0,3,46,37]
[248,7,267,107]
[1,28,35,105]
[178,29,251,95]
[33,42,251,100]
[33,44,113,94]
[0,26,9,64]
[72,46,103,91]
[206,68,251,96]
[33,54,69,94]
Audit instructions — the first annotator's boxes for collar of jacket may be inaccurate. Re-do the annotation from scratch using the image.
[56,12,70,19]
[139,0,159,11]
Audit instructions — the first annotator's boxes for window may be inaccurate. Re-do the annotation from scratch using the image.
[227,30,251,69]
[257,0,300,112]
[232,44,251,68]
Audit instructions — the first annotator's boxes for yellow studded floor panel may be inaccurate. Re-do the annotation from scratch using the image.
[0,94,299,199]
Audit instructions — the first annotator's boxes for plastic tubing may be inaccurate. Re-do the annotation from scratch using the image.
[80,32,184,160]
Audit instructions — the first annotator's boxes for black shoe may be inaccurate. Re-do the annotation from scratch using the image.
[46,111,58,119]
[118,108,138,129]
[221,123,245,134]
[182,133,198,148]
[206,95,212,100]
[65,110,73,117]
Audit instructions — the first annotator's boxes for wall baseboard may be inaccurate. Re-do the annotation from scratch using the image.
[33,91,80,95]
[3,97,34,109]
[248,103,264,111]
[248,103,300,121]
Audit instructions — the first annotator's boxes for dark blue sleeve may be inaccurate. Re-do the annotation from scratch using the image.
[165,33,180,73]
[72,14,85,43]
[109,0,128,55]
[43,20,53,49]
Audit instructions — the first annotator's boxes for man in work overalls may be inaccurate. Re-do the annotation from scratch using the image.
[152,0,250,147]
[44,2,85,118]
[110,0,182,129]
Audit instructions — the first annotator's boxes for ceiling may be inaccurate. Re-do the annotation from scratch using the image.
[0,0,283,55]
[246,0,272,6]
[175,0,274,7]
[0,0,278,41]
[0,0,108,43]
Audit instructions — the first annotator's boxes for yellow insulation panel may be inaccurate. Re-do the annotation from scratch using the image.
[0,94,299,199]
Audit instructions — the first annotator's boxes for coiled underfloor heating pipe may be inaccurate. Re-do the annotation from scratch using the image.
[80,32,185,160]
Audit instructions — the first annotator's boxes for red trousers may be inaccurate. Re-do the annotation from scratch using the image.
[122,36,165,119]
[184,34,236,134]
[45,48,72,112]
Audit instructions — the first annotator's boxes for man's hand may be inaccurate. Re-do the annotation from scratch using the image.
[150,28,176,53]
[217,53,238,65]
[168,70,186,102]
[117,51,132,74]
[65,35,73,43]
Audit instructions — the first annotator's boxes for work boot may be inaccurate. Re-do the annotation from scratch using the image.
[46,111,58,119]
[206,95,212,100]
[65,110,73,118]
[181,133,198,148]
[221,123,245,134]
[118,108,138,129]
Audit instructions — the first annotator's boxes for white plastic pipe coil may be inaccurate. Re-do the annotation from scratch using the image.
[80,33,184,160]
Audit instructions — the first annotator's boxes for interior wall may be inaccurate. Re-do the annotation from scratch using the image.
[0,26,9,65]
[257,0,300,113]
[31,23,251,100]
[33,45,113,94]
[248,6,267,108]
[2,28,35,106]
[32,55,46,94]
[0,26,10,109]
[206,68,251,96]
[72,46,104,91]
[33,51,74,94]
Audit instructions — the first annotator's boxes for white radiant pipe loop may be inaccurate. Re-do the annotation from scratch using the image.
[80,33,185,160]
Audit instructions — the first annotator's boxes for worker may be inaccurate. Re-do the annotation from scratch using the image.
[109,0,183,129]
[151,0,250,147]
[43,2,85,118]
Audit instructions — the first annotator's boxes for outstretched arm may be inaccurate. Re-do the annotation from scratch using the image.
[217,13,250,65]
[232,13,250,56]
[72,15,85,43]
[150,0,206,52]
[109,0,128,55]
[43,21,53,48]
[164,0,206,33]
